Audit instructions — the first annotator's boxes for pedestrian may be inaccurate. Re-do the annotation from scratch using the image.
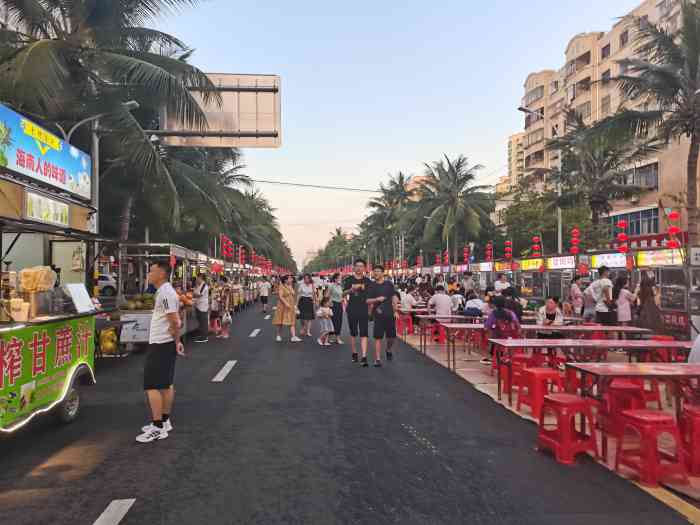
[218,276,232,339]
[366,264,399,367]
[297,273,316,337]
[273,275,301,342]
[328,273,345,344]
[482,295,521,365]
[192,274,209,343]
[316,297,334,347]
[590,266,616,326]
[136,261,185,443]
[637,271,664,333]
[258,276,272,313]
[569,276,585,317]
[343,259,372,363]
[614,276,637,326]
[494,273,511,294]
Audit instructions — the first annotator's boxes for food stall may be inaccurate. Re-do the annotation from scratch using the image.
[517,258,546,302]
[544,255,576,302]
[0,102,101,431]
[589,252,629,282]
[470,262,493,291]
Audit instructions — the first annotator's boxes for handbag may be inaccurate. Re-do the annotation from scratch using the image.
[222,311,232,324]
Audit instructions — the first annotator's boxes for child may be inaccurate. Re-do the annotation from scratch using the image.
[316,297,334,347]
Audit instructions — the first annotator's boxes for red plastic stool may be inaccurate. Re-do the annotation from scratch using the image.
[517,368,564,419]
[614,409,687,487]
[398,314,414,336]
[679,405,700,475]
[432,324,447,344]
[538,393,598,465]
[499,355,530,395]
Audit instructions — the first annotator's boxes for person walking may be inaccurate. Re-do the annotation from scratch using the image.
[328,273,345,344]
[343,259,372,363]
[614,276,637,326]
[366,264,399,367]
[297,274,316,337]
[590,266,616,326]
[193,274,210,343]
[258,276,272,313]
[273,275,302,342]
[136,261,185,443]
[637,272,664,333]
[218,276,232,339]
[316,297,334,347]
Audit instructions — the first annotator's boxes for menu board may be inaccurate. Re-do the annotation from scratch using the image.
[636,249,684,267]
[546,256,575,270]
[64,283,96,313]
[520,258,544,271]
[591,253,627,268]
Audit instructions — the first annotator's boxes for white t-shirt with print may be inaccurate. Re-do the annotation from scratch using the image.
[194,282,209,312]
[591,278,614,312]
[149,282,180,344]
[259,281,272,297]
[428,293,453,318]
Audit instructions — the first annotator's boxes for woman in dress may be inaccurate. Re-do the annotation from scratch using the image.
[637,272,664,333]
[328,273,345,344]
[273,275,301,342]
[297,273,317,337]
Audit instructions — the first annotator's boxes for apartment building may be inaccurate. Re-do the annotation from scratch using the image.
[516,0,685,245]
[492,133,526,228]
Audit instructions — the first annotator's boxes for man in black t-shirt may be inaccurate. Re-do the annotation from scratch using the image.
[342,259,372,363]
[366,265,399,367]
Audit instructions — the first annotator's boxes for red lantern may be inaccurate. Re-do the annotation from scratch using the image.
[668,239,681,249]
[668,211,680,221]
[616,220,627,229]
[668,225,682,236]
[617,232,629,242]
[618,245,629,254]
[532,236,540,243]
[570,246,580,255]
[571,238,580,245]
[504,241,512,246]
[571,228,580,237]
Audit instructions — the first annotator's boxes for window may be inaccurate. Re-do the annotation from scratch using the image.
[607,208,660,238]
[619,62,628,76]
[525,129,544,147]
[550,80,560,93]
[620,30,629,48]
[601,95,611,116]
[624,162,659,189]
[601,44,611,59]
[601,69,611,83]
[522,85,545,106]
[575,101,592,120]
[639,15,649,29]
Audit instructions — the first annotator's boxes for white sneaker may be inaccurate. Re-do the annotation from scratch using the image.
[317,338,325,346]
[276,335,282,342]
[142,420,173,433]
[290,336,302,342]
[136,424,168,443]
[323,342,332,347]
[336,338,344,344]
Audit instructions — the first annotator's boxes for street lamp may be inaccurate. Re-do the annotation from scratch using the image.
[518,105,563,254]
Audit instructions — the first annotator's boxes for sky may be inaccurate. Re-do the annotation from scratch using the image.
[157,0,642,266]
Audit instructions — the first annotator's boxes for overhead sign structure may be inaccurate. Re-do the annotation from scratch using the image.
[0,103,92,200]
[156,74,282,149]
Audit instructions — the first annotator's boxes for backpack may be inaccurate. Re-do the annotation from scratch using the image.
[493,315,519,339]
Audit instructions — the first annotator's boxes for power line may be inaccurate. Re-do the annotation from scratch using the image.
[251,179,381,193]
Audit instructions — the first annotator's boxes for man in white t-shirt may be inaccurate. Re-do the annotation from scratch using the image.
[400,286,418,310]
[136,261,184,443]
[494,274,511,294]
[193,274,209,343]
[428,285,453,320]
[590,266,615,326]
[258,277,272,313]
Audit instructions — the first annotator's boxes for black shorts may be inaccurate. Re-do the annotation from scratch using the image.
[260,296,269,304]
[144,341,177,390]
[347,310,369,338]
[373,315,397,340]
[596,311,617,326]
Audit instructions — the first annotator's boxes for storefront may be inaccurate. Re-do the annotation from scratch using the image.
[470,262,493,290]
[545,255,576,301]
[518,258,546,301]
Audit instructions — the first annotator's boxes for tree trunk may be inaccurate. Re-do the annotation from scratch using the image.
[687,133,700,247]
[119,194,134,241]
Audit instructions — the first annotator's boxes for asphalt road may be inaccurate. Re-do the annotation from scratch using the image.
[0,303,689,525]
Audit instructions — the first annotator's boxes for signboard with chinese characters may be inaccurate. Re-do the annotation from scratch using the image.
[636,249,684,267]
[520,258,544,271]
[591,253,627,269]
[24,191,69,227]
[546,256,576,270]
[0,316,95,430]
[494,261,514,272]
[472,262,493,272]
[0,103,92,200]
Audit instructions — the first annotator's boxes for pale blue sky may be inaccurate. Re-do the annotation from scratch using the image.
[158,0,641,264]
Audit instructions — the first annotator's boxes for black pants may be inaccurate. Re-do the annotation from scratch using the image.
[196,309,209,340]
[332,301,343,335]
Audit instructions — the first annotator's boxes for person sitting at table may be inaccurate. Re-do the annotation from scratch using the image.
[400,285,418,311]
[536,296,564,339]
[463,292,485,317]
[481,295,521,365]
[501,287,523,322]
[450,287,465,313]
[428,286,453,321]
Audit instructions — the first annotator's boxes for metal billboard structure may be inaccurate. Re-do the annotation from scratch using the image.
[152,73,281,149]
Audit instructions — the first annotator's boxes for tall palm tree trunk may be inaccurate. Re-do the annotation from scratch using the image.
[687,133,700,247]
[120,194,135,241]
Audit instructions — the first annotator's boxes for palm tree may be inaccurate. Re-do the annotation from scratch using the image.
[544,110,660,227]
[416,154,492,263]
[614,2,700,244]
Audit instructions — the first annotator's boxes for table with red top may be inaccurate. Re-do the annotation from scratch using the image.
[414,315,480,354]
[565,362,700,419]
[488,339,693,406]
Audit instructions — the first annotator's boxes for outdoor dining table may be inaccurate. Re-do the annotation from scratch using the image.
[565,362,700,420]
[488,338,694,406]
[413,315,480,353]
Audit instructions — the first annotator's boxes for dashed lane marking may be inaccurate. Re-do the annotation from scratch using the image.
[93,499,136,525]
[249,328,261,338]
[211,360,238,382]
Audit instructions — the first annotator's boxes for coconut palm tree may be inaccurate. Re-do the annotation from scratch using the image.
[416,154,492,263]
[614,2,700,244]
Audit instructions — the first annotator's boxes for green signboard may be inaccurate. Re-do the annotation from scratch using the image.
[0,316,95,431]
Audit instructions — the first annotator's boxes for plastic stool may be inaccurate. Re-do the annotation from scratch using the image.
[614,409,687,487]
[517,368,564,419]
[538,393,598,465]
[679,405,700,475]
[499,354,530,395]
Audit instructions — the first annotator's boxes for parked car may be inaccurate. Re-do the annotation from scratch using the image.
[97,274,117,296]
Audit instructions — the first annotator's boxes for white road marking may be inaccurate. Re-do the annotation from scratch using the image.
[264,315,271,320]
[93,499,136,525]
[212,360,238,382]
[249,328,261,338]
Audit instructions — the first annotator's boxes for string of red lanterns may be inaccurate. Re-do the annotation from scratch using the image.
[570,227,581,255]
[504,240,513,259]
[616,220,629,254]
[667,210,681,249]
[531,236,541,257]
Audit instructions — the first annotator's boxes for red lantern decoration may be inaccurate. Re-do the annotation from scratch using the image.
[668,211,681,221]
[532,236,540,243]
[618,245,629,254]
[668,225,682,236]
[504,240,512,246]
[571,228,580,237]
[570,246,580,255]
[571,238,580,245]
[667,239,681,249]
[617,232,629,242]
[616,220,628,229]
